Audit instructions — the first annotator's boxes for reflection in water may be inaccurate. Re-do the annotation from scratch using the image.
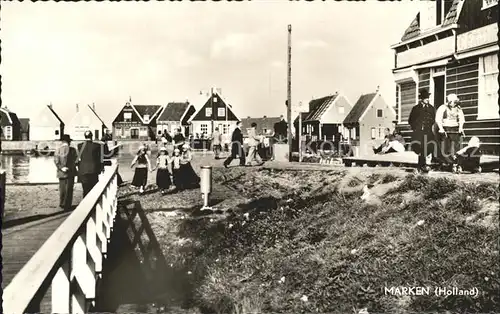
[1,155,56,183]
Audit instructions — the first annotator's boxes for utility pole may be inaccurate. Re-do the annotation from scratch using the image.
[287,24,292,162]
[210,87,214,136]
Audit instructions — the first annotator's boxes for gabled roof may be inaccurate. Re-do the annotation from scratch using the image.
[87,105,108,129]
[134,105,162,122]
[343,93,377,125]
[47,105,65,125]
[401,13,420,41]
[304,94,338,122]
[188,92,240,122]
[0,108,13,125]
[19,118,30,132]
[400,0,463,42]
[157,102,191,122]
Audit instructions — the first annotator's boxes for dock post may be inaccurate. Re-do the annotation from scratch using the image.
[0,169,5,221]
[200,166,212,211]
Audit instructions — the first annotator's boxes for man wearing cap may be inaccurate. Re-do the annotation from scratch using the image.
[435,93,465,167]
[408,88,437,172]
[77,130,104,196]
[54,134,78,211]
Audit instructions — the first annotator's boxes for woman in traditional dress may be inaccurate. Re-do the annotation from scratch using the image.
[131,146,151,194]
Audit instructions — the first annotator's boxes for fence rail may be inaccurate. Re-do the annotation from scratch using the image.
[2,160,119,314]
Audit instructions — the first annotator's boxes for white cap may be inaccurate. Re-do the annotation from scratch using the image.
[468,136,480,147]
[447,93,459,103]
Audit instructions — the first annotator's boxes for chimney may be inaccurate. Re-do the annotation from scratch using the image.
[76,104,79,112]
[48,103,53,109]
[247,116,250,119]
[376,85,380,93]
[263,115,267,118]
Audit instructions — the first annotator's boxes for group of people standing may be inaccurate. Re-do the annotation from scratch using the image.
[409,88,467,172]
[130,138,200,195]
[222,116,287,168]
[54,131,107,211]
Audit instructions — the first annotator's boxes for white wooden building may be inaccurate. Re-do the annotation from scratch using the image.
[29,104,64,141]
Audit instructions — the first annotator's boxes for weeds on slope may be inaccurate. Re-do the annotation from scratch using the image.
[174,171,499,313]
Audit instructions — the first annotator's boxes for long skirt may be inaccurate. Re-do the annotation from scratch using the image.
[132,167,148,187]
[156,168,172,189]
[174,163,200,190]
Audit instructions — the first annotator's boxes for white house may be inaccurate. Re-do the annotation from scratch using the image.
[66,104,107,140]
[29,104,64,141]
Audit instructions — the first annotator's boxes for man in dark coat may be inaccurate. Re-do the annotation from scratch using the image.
[408,88,437,172]
[223,121,245,167]
[270,115,288,160]
[77,130,104,196]
[54,134,78,211]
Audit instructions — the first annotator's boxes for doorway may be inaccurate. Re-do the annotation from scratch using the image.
[130,128,139,139]
[433,75,445,108]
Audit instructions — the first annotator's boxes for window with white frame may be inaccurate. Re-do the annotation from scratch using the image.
[205,108,212,117]
[478,54,499,119]
[351,127,356,140]
[200,124,208,134]
[213,97,218,103]
[218,108,226,117]
[55,130,59,136]
[4,126,12,140]
[371,127,376,139]
[143,114,150,123]
[123,112,132,122]
[482,0,498,9]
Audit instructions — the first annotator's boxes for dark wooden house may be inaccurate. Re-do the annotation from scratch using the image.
[392,0,499,154]
[299,93,352,142]
[0,107,22,141]
[156,102,196,137]
[187,92,240,139]
[112,98,162,140]
[19,118,30,141]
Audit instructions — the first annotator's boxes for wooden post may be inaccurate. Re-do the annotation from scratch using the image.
[287,25,292,162]
[0,170,5,221]
[298,112,302,162]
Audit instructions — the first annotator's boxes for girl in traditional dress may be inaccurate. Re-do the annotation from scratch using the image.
[179,143,200,190]
[152,146,172,194]
[171,148,182,191]
[131,146,151,194]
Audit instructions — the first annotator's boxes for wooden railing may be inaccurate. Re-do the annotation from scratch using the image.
[3,160,119,314]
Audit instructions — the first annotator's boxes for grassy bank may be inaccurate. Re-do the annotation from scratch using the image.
[122,167,499,313]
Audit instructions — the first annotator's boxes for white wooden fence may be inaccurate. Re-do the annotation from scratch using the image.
[2,160,119,314]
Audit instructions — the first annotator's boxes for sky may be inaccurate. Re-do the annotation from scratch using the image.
[1,0,420,127]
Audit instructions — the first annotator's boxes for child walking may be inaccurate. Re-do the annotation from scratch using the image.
[131,146,151,194]
[171,148,182,191]
[152,146,172,194]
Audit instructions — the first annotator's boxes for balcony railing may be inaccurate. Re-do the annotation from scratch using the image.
[2,160,119,314]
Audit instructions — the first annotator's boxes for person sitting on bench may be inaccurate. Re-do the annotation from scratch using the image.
[373,128,391,154]
[379,135,405,154]
[454,136,482,173]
